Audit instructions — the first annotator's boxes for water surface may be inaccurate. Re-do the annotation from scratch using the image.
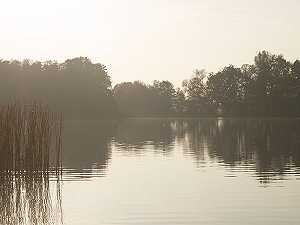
[60,118,300,225]
[2,118,300,224]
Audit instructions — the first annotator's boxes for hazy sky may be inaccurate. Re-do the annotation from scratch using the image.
[1,0,300,87]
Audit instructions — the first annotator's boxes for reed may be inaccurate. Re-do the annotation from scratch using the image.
[0,100,63,174]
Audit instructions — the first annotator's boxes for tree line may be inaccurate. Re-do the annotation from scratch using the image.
[115,50,300,117]
[0,50,299,118]
[0,57,117,119]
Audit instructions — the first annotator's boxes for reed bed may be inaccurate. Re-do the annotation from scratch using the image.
[0,100,63,174]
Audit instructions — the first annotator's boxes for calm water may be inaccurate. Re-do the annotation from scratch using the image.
[1,118,300,224]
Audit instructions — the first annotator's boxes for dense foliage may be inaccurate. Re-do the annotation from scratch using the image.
[114,51,300,118]
[1,51,299,118]
[0,57,117,119]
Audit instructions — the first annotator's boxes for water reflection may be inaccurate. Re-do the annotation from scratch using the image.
[62,120,116,179]
[0,172,62,225]
[62,119,300,185]
[113,119,174,155]
[174,118,300,184]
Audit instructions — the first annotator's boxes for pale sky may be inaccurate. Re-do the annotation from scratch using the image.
[1,0,300,87]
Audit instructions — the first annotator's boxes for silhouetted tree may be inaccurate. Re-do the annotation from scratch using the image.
[172,88,186,115]
[61,57,117,118]
[182,69,211,117]
[251,51,297,116]
[0,57,118,119]
[151,80,176,117]
[114,80,178,118]
[114,81,154,117]
[1,51,300,119]
[289,59,300,116]
[240,64,256,115]
[207,65,245,116]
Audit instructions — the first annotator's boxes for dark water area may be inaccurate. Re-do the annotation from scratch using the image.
[2,118,300,224]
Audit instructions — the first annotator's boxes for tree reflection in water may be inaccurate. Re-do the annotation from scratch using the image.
[61,119,300,187]
[0,171,62,225]
[174,118,300,185]
[110,118,300,185]
[113,119,174,155]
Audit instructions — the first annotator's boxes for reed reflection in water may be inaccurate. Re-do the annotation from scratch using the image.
[0,172,62,225]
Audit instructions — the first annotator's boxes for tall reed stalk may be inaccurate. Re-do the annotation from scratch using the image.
[0,100,63,174]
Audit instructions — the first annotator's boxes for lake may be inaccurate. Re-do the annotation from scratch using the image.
[1,118,300,224]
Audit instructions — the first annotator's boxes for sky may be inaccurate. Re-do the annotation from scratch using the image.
[1,0,300,87]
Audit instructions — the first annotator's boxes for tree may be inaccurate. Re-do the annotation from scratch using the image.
[151,80,176,117]
[114,81,153,117]
[252,51,296,116]
[182,69,211,117]
[114,80,178,118]
[0,57,118,118]
[240,64,256,115]
[206,65,245,116]
[172,88,186,115]
[61,57,116,118]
